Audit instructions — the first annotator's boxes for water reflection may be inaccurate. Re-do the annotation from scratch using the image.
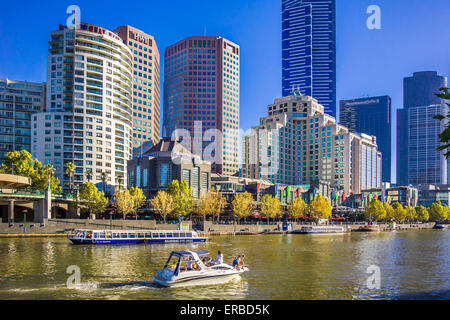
[0,230,448,300]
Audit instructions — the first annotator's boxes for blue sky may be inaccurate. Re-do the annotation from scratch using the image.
[1,0,449,182]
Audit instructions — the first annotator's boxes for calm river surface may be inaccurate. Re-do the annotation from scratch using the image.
[0,230,449,300]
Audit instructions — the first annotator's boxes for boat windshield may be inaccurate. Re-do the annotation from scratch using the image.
[164,254,181,272]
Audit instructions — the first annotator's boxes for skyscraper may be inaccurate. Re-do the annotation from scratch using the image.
[282,0,336,116]
[32,23,133,191]
[339,96,392,183]
[0,79,45,163]
[163,36,240,176]
[114,26,161,156]
[397,71,448,186]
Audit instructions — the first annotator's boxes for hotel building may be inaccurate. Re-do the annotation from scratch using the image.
[163,36,240,176]
[114,26,161,155]
[242,92,382,195]
[0,79,45,162]
[32,23,133,191]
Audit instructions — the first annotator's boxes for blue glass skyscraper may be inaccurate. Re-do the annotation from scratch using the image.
[397,71,448,186]
[340,96,392,183]
[282,0,336,116]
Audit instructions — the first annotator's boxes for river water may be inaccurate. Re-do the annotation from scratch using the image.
[0,230,448,300]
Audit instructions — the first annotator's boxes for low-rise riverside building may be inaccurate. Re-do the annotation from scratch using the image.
[242,91,382,197]
[416,184,450,207]
[127,137,211,199]
[211,173,331,205]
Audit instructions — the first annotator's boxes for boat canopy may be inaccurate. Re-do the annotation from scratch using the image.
[172,250,209,257]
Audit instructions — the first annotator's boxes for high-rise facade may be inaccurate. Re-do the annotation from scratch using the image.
[163,36,240,175]
[0,79,45,162]
[114,26,161,156]
[242,92,382,195]
[339,96,392,183]
[397,71,448,186]
[32,23,133,191]
[282,0,336,116]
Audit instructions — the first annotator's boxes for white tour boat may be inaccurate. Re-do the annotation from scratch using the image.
[153,250,249,287]
[293,225,347,234]
[67,229,207,244]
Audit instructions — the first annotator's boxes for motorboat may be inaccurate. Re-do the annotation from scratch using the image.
[67,229,207,244]
[153,250,249,287]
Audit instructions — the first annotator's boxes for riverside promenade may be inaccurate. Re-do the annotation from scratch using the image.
[0,218,436,237]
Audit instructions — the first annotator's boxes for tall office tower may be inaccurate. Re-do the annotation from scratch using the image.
[32,23,133,191]
[0,79,45,162]
[339,96,391,183]
[163,36,240,175]
[242,91,382,195]
[282,0,336,116]
[114,26,161,156]
[397,71,448,186]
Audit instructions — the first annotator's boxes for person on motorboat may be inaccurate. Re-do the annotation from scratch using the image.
[186,256,194,271]
[232,255,240,268]
[238,254,245,268]
[216,250,223,264]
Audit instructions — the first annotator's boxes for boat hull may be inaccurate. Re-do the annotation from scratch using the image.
[153,270,246,287]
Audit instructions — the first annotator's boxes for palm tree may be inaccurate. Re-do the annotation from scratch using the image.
[85,169,92,183]
[101,171,108,193]
[65,162,76,194]
[116,173,124,191]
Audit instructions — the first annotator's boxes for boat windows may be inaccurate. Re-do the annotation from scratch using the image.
[106,232,112,239]
[159,233,166,238]
[180,233,186,237]
[145,233,151,238]
[113,233,120,238]
[166,233,172,238]
[137,233,145,238]
[129,233,136,238]
[172,233,179,238]
[99,232,106,238]
[186,232,192,237]
[94,233,100,239]
[120,233,128,238]
[152,233,159,238]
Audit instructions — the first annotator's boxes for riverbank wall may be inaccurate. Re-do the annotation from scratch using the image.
[0,219,436,237]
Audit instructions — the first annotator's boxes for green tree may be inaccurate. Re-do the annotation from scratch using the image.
[433,87,450,158]
[129,187,147,219]
[307,194,332,220]
[288,197,307,222]
[78,182,108,218]
[260,194,283,225]
[405,206,417,222]
[65,162,76,193]
[150,190,174,223]
[0,150,61,193]
[429,201,446,221]
[232,192,254,223]
[168,180,193,219]
[114,189,134,219]
[210,188,226,223]
[383,202,394,221]
[392,202,407,222]
[415,205,429,222]
[196,191,215,224]
[364,199,386,222]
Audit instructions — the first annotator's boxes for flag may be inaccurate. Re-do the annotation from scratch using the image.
[313,187,318,199]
